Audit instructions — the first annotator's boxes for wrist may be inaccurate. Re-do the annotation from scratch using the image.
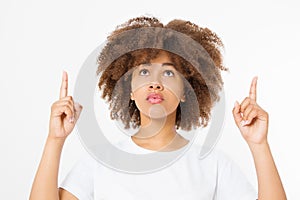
[47,134,66,145]
[247,140,270,154]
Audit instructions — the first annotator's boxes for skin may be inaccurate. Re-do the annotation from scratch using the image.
[29,71,82,200]
[233,77,286,199]
[29,54,286,199]
[130,52,188,151]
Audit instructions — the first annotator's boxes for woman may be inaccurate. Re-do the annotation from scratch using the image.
[30,16,286,199]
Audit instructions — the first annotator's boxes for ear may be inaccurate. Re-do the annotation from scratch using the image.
[130,92,135,100]
[180,95,186,102]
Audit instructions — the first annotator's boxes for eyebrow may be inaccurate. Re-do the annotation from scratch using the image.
[162,62,175,67]
[138,62,175,67]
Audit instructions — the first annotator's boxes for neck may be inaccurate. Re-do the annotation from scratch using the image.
[132,110,187,151]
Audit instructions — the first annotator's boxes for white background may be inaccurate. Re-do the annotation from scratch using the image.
[1,0,299,199]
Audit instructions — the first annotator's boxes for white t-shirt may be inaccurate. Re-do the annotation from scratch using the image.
[60,137,257,200]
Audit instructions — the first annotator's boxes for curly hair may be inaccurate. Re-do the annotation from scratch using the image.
[96,16,227,131]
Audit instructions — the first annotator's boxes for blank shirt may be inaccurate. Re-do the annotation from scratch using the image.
[60,137,257,200]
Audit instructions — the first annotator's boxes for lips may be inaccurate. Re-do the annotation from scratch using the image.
[146,93,164,104]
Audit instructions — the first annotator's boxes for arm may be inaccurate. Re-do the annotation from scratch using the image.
[232,77,286,200]
[249,142,286,200]
[30,137,70,200]
[29,71,82,200]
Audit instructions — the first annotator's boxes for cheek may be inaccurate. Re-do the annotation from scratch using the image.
[131,77,150,92]
[162,79,184,98]
[131,87,146,102]
[131,89,152,115]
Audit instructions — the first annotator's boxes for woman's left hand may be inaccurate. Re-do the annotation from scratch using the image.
[232,77,269,145]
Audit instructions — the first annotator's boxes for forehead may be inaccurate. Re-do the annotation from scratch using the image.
[130,50,186,76]
[132,51,177,74]
[149,51,173,63]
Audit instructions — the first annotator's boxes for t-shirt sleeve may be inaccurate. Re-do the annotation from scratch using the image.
[59,154,95,200]
[215,150,258,200]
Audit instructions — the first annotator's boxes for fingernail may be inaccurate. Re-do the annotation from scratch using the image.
[69,117,74,123]
[234,101,239,107]
[75,102,83,109]
[240,120,249,126]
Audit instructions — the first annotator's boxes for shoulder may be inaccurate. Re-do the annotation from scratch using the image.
[59,187,78,200]
[186,141,231,163]
[70,152,99,172]
[59,152,99,200]
[171,142,233,175]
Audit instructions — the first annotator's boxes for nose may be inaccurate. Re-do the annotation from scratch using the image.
[148,82,164,91]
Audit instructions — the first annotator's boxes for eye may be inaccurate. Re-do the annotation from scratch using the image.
[163,70,174,77]
[139,69,149,76]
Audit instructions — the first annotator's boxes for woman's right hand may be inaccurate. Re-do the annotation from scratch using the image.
[48,71,83,139]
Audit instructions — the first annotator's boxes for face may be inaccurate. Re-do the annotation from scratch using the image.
[130,52,185,119]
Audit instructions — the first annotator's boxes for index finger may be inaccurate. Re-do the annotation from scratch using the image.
[60,71,68,99]
[249,76,258,101]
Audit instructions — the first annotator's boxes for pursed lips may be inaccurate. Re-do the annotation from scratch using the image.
[146,93,164,104]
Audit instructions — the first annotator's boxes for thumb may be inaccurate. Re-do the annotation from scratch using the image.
[73,102,83,122]
[232,101,242,127]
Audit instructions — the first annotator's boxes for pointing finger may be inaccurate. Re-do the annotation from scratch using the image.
[249,76,258,101]
[60,71,68,99]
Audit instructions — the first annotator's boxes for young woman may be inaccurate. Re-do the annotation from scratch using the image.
[30,16,286,200]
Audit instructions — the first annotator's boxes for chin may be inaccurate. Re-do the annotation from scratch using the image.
[144,106,177,119]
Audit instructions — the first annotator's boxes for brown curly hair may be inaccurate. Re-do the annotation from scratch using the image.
[96,16,227,131]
